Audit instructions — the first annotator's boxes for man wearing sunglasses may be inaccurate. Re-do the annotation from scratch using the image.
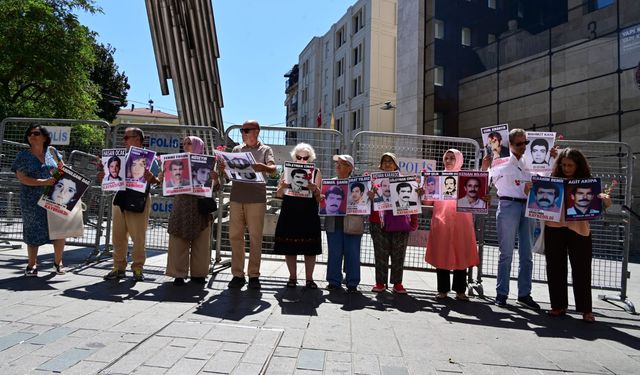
[487,128,540,309]
[220,120,276,290]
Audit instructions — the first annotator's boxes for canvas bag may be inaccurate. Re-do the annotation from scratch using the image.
[47,201,85,240]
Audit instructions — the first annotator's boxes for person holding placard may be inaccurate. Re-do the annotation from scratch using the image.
[542,148,611,322]
[274,143,322,289]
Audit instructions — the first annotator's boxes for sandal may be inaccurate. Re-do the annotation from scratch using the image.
[582,312,596,323]
[436,292,448,300]
[305,280,318,289]
[286,279,297,288]
[455,293,469,301]
[547,308,567,317]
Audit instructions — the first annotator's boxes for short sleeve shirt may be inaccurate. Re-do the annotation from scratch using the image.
[230,142,275,203]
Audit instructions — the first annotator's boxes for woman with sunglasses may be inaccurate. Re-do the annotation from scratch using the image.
[273,143,323,288]
[11,125,66,276]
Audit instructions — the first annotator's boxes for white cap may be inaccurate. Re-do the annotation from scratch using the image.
[333,154,354,168]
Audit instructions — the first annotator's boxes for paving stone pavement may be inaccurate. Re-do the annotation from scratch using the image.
[0,243,638,374]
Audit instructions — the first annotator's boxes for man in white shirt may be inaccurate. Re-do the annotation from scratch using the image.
[487,128,539,309]
[457,177,486,209]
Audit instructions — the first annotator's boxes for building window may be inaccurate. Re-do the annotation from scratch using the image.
[335,87,344,106]
[488,0,496,9]
[434,66,444,86]
[434,19,444,39]
[335,116,343,133]
[352,8,364,34]
[351,109,361,130]
[336,58,344,77]
[336,26,346,48]
[488,33,496,44]
[434,113,444,136]
[588,0,614,11]
[351,75,363,97]
[461,27,471,46]
[352,43,363,66]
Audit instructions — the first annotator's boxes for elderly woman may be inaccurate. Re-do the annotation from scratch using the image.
[11,125,66,276]
[424,149,480,300]
[274,143,323,288]
[163,136,216,285]
[368,152,417,294]
[543,148,611,323]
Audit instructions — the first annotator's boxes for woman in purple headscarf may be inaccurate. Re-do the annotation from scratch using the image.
[164,136,216,286]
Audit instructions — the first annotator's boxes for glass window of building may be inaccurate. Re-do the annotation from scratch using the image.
[488,0,496,9]
[335,117,342,133]
[434,66,444,86]
[461,27,471,46]
[336,26,346,48]
[434,19,444,39]
[352,43,363,66]
[352,8,364,34]
[488,33,496,44]
[434,112,444,136]
[336,59,344,77]
[588,0,614,11]
[351,109,361,130]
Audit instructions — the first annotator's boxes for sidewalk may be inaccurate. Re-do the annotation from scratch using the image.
[0,242,639,374]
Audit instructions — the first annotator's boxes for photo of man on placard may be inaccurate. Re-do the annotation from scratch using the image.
[373,178,391,203]
[457,177,486,209]
[289,168,309,193]
[394,182,418,209]
[165,159,188,188]
[319,185,346,215]
[529,181,561,212]
[443,176,457,196]
[567,184,600,216]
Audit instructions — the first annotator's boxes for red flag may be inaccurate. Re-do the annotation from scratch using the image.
[316,109,322,128]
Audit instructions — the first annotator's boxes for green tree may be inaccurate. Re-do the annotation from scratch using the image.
[0,0,100,120]
[91,42,129,123]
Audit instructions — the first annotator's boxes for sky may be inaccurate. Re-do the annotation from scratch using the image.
[78,0,352,128]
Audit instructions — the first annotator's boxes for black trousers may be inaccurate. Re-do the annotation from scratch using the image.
[544,226,592,313]
[436,269,467,294]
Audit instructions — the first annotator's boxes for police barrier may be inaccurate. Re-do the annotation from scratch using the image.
[480,140,635,312]
[0,117,110,250]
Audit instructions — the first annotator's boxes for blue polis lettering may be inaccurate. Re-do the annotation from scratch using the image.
[149,137,180,149]
[399,161,434,173]
[152,202,173,212]
[51,132,68,142]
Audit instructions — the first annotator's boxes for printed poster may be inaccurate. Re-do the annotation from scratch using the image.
[319,179,348,216]
[420,172,440,202]
[524,132,556,175]
[190,154,216,197]
[126,146,157,193]
[565,178,602,221]
[456,171,489,214]
[481,124,510,166]
[440,172,458,200]
[525,176,564,222]
[215,150,265,184]
[347,175,372,215]
[101,148,126,191]
[284,161,314,198]
[38,165,91,218]
[161,153,192,196]
[389,175,420,216]
[371,171,400,211]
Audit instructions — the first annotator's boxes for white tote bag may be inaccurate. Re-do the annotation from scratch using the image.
[47,200,86,240]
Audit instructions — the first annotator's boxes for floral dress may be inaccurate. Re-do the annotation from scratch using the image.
[11,148,61,246]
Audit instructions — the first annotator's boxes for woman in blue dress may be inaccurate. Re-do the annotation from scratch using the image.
[11,125,66,276]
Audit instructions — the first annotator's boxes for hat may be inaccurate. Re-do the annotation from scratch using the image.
[379,152,398,169]
[333,154,354,168]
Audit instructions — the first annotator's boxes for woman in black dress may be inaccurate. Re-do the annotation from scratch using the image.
[273,143,323,288]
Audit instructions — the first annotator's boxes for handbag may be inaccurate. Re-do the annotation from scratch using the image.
[47,200,85,239]
[343,215,364,235]
[113,180,151,213]
[382,210,412,232]
[197,196,218,215]
[532,220,545,255]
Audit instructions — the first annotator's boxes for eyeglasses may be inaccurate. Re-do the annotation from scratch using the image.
[28,131,42,137]
[296,155,310,161]
[240,128,257,134]
[514,140,530,147]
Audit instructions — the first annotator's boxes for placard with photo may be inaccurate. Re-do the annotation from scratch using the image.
[347,175,372,215]
[440,172,458,200]
[190,154,216,197]
[371,171,400,211]
[456,171,489,214]
[125,146,157,193]
[565,178,602,221]
[284,161,315,198]
[319,179,348,216]
[389,175,420,216]
[525,175,564,222]
[481,124,510,166]
[215,150,265,184]
[38,165,91,218]
[101,148,126,191]
[420,172,440,202]
[161,153,192,196]
[524,131,556,175]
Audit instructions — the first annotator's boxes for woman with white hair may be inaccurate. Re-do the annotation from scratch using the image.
[274,142,323,288]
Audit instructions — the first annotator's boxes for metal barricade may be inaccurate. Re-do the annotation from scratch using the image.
[0,117,110,251]
[481,140,635,312]
[217,125,345,263]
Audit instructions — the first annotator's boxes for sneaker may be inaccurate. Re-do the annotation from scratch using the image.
[54,263,65,275]
[173,277,185,286]
[25,265,38,277]
[325,284,341,291]
[132,269,145,282]
[392,283,408,294]
[190,277,206,284]
[371,283,386,293]
[517,295,540,309]
[103,268,125,280]
[495,294,508,306]
[248,277,261,289]
[228,276,246,288]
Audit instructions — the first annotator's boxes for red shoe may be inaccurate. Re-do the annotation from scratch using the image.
[371,283,386,293]
[392,283,407,294]
[547,308,567,317]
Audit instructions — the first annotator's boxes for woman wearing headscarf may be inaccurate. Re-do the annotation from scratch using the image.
[164,136,216,285]
[425,149,480,300]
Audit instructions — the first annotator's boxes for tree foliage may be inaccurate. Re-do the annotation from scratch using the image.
[91,42,129,123]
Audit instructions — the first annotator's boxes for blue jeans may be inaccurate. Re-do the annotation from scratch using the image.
[496,200,534,298]
[326,229,362,288]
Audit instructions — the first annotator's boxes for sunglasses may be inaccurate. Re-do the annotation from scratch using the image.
[514,140,531,147]
[28,131,42,137]
[296,155,310,161]
[240,128,257,134]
